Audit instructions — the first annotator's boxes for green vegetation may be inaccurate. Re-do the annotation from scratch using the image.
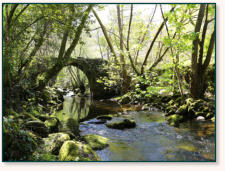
[3,4,215,161]
[84,134,109,150]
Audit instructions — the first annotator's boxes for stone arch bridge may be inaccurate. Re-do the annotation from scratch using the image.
[64,57,117,99]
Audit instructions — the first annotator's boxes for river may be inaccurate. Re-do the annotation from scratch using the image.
[55,95,215,161]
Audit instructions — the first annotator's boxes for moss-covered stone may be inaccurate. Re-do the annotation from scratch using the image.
[59,140,101,161]
[43,132,70,155]
[176,104,188,115]
[195,111,205,117]
[44,117,59,133]
[167,114,184,127]
[106,119,136,130]
[24,120,49,137]
[84,134,109,150]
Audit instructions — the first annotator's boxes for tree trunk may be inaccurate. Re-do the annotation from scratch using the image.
[190,4,215,99]
[190,4,206,99]
[117,5,129,92]
[92,8,118,63]
[36,5,93,90]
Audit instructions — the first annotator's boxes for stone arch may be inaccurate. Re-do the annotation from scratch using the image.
[64,57,116,99]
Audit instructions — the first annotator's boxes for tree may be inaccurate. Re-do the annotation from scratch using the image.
[36,4,93,90]
[190,4,215,99]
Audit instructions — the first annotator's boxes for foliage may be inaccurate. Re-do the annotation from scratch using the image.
[3,117,39,161]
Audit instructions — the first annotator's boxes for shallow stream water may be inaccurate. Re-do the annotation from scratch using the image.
[56,96,215,161]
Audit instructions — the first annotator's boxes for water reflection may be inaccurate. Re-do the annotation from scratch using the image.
[55,96,91,135]
[55,96,215,161]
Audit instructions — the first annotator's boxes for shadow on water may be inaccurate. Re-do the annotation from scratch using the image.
[56,96,215,161]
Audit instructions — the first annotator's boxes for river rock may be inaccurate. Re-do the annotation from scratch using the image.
[59,140,101,161]
[106,119,136,130]
[43,132,70,155]
[96,115,113,120]
[24,120,49,137]
[84,134,109,150]
[88,120,107,124]
[196,116,205,121]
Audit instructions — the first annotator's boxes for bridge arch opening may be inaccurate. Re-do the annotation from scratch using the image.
[52,66,91,96]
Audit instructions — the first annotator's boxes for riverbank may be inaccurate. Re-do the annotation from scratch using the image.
[3,87,215,161]
[112,93,215,127]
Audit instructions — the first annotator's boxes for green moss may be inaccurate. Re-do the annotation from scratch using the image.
[4,108,19,117]
[168,100,175,105]
[43,133,70,155]
[177,144,197,152]
[59,140,101,161]
[185,98,194,105]
[206,112,214,119]
[3,118,38,161]
[44,118,58,132]
[106,119,136,130]
[23,111,40,121]
[167,114,183,127]
[24,120,49,137]
[176,104,188,115]
[195,112,205,117]
[203,107,210,113]
[84,134,109,150]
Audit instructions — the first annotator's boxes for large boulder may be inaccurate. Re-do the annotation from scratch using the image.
[59,140,101,161]
[106,119,136,130]
[84,134,109,150]
[24,120,49,137]
[43,132,70,155]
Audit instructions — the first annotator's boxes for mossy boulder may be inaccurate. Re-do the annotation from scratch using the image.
[43,132,70,155]
[167,114,184,127]
[59,140,101,161]
[84,134,109,150]
[24,120,49,137]
[106,119,136,130]
[44,117,59,133]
